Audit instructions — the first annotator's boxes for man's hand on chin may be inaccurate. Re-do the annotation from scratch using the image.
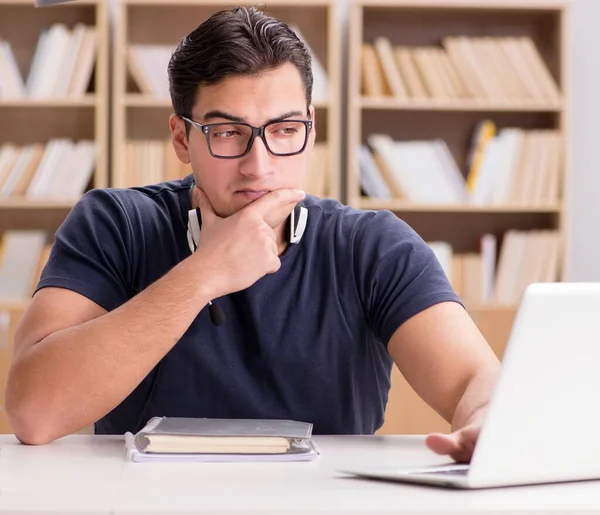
[425,423,481,464]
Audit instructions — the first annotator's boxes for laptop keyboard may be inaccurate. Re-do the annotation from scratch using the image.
[408,467,470,476]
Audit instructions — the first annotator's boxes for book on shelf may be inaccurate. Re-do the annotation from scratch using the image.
[121,140,330,198]
[127,44,172,99]
[305,142,330,198]
[0,140,96,200]
[428,229,561,309]
[359,144,393,200]
[365,134,467,204]
[0,230,52,303]
[467,125,562,207]
[121,139,190,188]
[465,119,496,193]
[127,28,329,103]
[0,23,96,100]
[289,25,329,104]
[360,125,562,206]
[361,35,561,105]
[0,40,25,100]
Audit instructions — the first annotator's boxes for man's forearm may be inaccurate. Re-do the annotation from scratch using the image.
[451,365,500,431]
[6,255,215,444]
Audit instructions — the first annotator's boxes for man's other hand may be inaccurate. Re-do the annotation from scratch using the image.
[424,423,480,463]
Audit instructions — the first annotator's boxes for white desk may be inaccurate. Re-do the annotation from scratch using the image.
[1,434,600,514]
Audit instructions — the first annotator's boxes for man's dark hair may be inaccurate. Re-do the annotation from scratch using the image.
[168,5,313,125]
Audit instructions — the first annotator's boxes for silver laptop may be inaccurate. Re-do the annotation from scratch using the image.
[339,282,600,489]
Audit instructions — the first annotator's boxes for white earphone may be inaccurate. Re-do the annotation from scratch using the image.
[186,204,308,253]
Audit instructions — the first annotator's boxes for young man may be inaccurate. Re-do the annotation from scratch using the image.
[6,6,500,462]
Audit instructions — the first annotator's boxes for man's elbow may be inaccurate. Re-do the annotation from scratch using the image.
[6,410,60,446]
[13,427,55,446]
[5,387,61,446]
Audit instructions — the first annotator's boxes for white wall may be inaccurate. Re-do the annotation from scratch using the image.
[566,0,600,281]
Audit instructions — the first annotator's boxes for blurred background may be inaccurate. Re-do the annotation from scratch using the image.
[0,0,597,436]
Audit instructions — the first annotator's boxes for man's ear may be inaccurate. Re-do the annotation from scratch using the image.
[309,105,316,125]
[308,105,316,142]
[169,113,191,164]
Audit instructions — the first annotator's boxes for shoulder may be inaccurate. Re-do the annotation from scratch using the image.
[301,195,376,233]
[301,196,441,284]
[301,195,422,246]
[70,175,193,229]
[118,174,194,209]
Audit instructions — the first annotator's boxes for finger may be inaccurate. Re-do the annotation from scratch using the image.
[268,254,281,273]
[425,432,474,464]
[246,189,306,228]
[261,223,277,242]
[425,432,461,456]
[194,187,219,225]
[263,201,299,230]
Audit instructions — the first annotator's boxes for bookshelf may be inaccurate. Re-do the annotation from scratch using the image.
[112,0,342,200]
[346,0,570,434]
[0,0,109,234]
[0,0,109,433]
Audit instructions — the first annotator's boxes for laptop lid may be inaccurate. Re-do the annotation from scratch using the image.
[339,282,600,489]
[467,282,600,488]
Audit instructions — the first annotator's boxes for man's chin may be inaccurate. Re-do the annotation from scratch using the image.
[214,190,278,217]
[215,196,257,217]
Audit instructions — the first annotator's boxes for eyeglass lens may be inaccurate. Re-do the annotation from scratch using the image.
[207,121,308,157]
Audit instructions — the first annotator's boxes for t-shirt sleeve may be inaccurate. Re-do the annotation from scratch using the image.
[355,210,464,346]
[34,189,134,311]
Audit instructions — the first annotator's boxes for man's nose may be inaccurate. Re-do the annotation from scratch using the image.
[239,136,271,178]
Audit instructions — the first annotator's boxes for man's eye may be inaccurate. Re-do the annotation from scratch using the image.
[272,126,298,135]
[214,131,238,138]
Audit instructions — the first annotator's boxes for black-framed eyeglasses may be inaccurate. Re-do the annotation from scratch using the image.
[179,115,313,159]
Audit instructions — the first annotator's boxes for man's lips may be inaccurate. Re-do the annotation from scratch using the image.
[235,190,270,201]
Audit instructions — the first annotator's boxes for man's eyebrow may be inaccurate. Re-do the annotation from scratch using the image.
[202,110,246,123]
[202,110,306,124]
[264,110,306,124]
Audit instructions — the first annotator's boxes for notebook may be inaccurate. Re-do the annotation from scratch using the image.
[125,416,319,463]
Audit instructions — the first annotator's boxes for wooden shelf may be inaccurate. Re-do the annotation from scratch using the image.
[0,0,109,235]
[0,0,99,4]
[121,0,334,5]
[468,304,518,312]
[124,94,331,110]
[358,198,562,213]
[359,97,562,112]
[0,299,30,311]
[356,0,567,9]
[0,198,78,209]
[347,0,569,226]
[123,95,171,108]
[353,0,570,437]
[0,96,97,108]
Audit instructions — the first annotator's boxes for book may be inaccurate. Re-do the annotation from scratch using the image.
[126,416,319,463]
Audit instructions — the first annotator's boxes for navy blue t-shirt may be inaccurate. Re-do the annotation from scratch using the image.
[36,174,462,435]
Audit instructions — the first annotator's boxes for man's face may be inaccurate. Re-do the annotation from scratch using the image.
[170,62,316,218]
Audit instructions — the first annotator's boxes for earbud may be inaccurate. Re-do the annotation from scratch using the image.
[186,201,308,326]
[288,204,308,244]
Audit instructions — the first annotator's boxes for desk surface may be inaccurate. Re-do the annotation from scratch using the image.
[1,434,600,514]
